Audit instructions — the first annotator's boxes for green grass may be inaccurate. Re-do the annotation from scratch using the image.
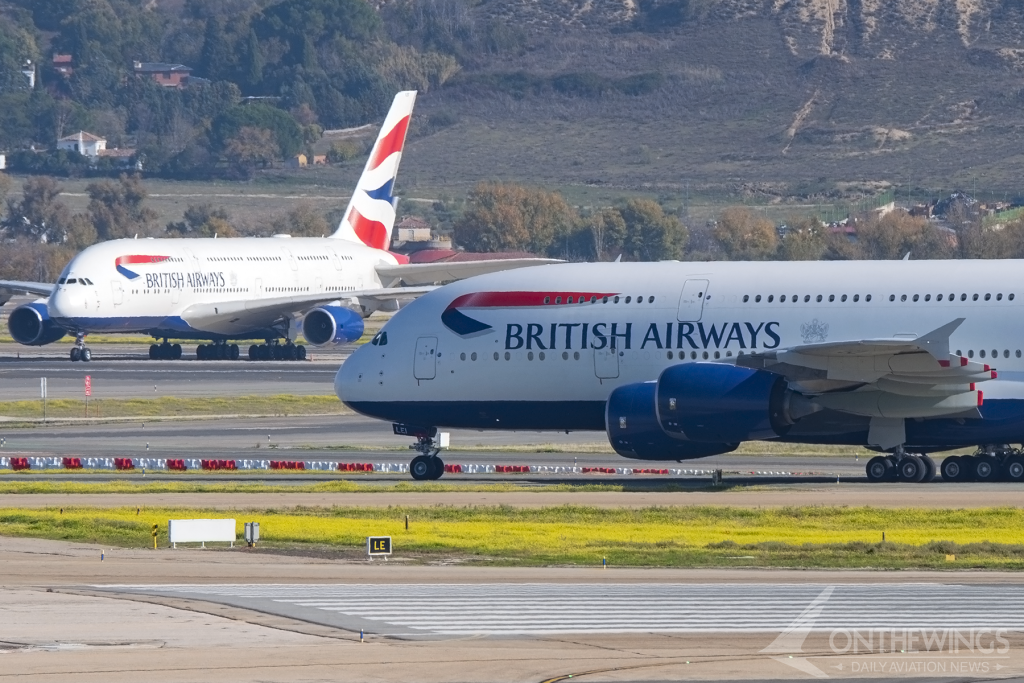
[0,394,346,419]
[4,505,1024,568]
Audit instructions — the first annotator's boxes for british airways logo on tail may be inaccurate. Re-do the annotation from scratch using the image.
[115,255,170,279]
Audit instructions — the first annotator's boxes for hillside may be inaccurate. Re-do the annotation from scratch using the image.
[394,0,1024,202]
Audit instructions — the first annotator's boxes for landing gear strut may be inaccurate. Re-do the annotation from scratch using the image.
[70,334,91,362]
[395,424,444,480]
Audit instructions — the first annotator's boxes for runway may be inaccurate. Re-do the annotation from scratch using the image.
[96,582,1024,637]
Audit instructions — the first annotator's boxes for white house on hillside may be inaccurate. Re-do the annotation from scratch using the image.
[58,131,106,157]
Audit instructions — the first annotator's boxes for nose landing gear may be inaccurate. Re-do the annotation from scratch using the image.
[395,424,444,480]
[70,334,91,362]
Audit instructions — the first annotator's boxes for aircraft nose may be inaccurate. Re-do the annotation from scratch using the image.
[335,344,371,408]
[48,287,76,320]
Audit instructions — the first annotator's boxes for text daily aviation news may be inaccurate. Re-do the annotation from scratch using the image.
[336,259,1024,483]
[0,91,558,362]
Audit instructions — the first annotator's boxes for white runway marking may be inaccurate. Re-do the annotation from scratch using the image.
[99,583,1024,635]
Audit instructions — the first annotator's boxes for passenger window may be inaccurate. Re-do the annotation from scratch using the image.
[648,296,654,303]
[828,295,835,302]
[767,295,774,303]
[804,295,810,302]
[624,296,631,303]
[743,295,749,302]
[755,295,761,303]
[973,294,979,301]
[912,294,919,302]
[997,293,1003,301]
[816,295,822,302]
[961,294,967,301]
[985,293,991,301]
[780,295,786,303]
[841,294,848,302]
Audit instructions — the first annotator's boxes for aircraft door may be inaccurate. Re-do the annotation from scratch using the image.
[255,278,263,298]
[677,279,709,322]
[315,276,323,293]
[414,336,438,380]
[110,281,123,306]
[284,248,298,271]
[594,347,619,379]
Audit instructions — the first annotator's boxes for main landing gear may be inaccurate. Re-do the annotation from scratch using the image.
[866,445,1024,483]
[70,334,91,362]
[938,446,1024,483]
[395,424,444,480]
[865,449,936,483]
[248,340,306,362]
[149,339,183,360]
[196,341,239,361]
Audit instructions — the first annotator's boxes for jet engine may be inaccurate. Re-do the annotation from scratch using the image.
[302,306,365,346]
[7,302,67,346]
[606,381,738,460]
[606,363,819,461]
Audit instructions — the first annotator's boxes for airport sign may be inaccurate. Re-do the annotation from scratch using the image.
[367,536,392,557]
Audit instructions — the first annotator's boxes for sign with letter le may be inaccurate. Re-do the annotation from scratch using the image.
[367,536,392,558]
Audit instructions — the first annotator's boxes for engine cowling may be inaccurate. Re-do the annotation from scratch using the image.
[656,363,794,442]
[8,302,67,346]
[302,306,365,346]
[606,381,738,460]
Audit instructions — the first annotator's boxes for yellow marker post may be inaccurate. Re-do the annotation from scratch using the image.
[152,523,159,550]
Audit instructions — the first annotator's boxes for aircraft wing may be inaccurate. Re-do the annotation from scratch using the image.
[737,319,995,447]
[179,286,435,335]
[375,258,562,286]
[0,280,54,305]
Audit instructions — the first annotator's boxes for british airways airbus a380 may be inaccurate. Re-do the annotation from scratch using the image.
[0,91,554,362]
[337,259,1024,484]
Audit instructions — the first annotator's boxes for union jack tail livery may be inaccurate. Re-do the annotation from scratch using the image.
[331,90,416,250]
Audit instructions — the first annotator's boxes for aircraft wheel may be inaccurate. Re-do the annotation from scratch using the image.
[297,345,307,360]
[410,455,433,481]
[172,343,182,360]
[71,347,82,362]
[229,344,239,360]
[866,455,894,483]
[920,454,937,483]
[248,344,259,361]
[974,455,1000,482]
[286,345,298,361]
[80,347,92,362]
[196,345,206,361]
[148,344,158,360]
[1004,455,1024,482]
[430,456,445,480]
[259,344,272,361]
[941,455,966,482]
[897,456,924,482]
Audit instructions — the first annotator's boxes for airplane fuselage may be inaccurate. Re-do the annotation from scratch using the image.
[50,236,399,340]
[337,259,1024,451]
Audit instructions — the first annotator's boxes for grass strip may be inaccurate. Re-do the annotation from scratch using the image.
[3,505,1024,569]
[0,394,347,419]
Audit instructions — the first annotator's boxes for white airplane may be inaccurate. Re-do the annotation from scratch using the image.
[336,259,1024,484]
[0,91,555,362]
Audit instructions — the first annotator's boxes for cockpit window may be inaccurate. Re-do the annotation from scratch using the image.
[65,278,77,284]
[58,278,67,284]
[370,331,388,346]
[81,278,93,285]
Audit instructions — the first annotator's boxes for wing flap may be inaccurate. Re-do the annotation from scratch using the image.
[376,258,562,286]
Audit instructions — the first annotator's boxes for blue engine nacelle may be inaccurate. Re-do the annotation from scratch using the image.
[656,363,792,443]
[302,306,365,346]
[7,302,67,346]
[606,381,739,461]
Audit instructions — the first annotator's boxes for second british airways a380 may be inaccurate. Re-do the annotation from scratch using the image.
[0,91,555,362]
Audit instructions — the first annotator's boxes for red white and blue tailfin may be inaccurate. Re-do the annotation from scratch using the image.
[330,90,417,250]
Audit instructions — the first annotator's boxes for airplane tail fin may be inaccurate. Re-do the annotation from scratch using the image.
[330,90,417,250]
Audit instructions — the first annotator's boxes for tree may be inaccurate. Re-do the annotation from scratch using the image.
[854,210,953,260]
[714,208,779,260]
[2,176,76,243]
[166,203,238,238]
[453,182,579,254]
[224,126,280,176]
[586,207,627,261]
[779,215,827,260]
[86,174,158,240]
[212,104,302,157]
[243,28,264,90]
[617,199,687,261]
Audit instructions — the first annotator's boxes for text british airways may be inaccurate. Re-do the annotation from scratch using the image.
[145,271,226,290]
[505,321,781,350]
